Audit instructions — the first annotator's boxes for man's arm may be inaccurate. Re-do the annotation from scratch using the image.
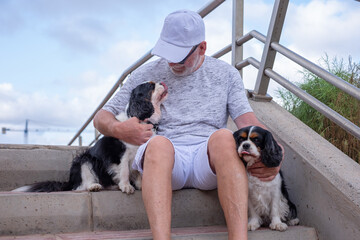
[234,111,266,130]
[234,111,283,182]
[93,109,154,146]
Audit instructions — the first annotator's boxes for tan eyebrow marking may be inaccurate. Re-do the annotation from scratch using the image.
[250,132,259,138]
[240,132,248,138]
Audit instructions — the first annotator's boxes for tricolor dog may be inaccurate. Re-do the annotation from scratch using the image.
[233,126,299,231]
[13,82,168,194]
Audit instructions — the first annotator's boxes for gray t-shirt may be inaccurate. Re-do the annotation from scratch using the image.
[103,56,253,139]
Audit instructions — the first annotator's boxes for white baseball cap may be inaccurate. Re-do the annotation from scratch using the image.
[151,10,205,63]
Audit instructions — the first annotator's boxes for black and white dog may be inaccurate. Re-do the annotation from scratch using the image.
[233,126,299,231]
[13,82,168,194]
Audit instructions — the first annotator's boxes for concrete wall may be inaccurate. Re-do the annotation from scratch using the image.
[248,99,360,240]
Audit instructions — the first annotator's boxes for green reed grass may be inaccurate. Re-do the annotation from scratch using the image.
[277,55,360,163]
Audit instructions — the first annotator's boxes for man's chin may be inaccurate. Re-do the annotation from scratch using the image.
[170,68,191,76]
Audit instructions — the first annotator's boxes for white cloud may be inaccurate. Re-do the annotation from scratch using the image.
[0,83,15,95]
[285,0,360,61]
[245,0,273,33]
[46,17,112,54]
[100,39,153,73]
[0,71,116,126]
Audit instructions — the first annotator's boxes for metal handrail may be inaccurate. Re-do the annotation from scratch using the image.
[233,31,360,140]
[265,68,360,140]
[233,56,360,140]
[271,42,360,101]
[209,27,360,140]
[70,0,360,145]
[68,0,226,146]
[240,30,360,101]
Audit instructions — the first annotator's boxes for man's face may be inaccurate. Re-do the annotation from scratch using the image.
[167,44,202,76]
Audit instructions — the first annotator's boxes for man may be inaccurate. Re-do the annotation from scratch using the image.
[93,10,281,240]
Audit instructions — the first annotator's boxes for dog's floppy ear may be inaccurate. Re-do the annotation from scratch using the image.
[127,99,154,121]
[233,130,242,148]
[261,130,283,168]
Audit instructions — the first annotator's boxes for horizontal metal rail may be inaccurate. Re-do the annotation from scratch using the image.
[265,68,360,139]
[271,42,360,101]
[238,30,360,101]
[198,0,225,18]
[211,44,231,59]
[236,57,260,70]
[68,0,226,146]
[235,56,360,140]
[210,29,266,59]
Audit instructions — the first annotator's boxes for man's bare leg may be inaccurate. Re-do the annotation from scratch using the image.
[142,136,175,240]
[208,129,248,240]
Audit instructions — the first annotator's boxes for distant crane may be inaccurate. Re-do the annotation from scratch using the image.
[2,119,93,145]
[2,119,30,144]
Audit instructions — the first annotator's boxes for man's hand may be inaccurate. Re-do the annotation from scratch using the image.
[112,117,154,146]
[247,143,284,182]
[247,161,281,182]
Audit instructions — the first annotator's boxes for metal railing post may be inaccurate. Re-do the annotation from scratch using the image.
[253,0,289,101]
[232,0,244,77]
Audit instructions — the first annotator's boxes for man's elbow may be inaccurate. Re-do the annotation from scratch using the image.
[93,110,103,129]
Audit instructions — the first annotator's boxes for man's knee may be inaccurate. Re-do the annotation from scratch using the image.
[208,129,238,170]
[209,129,236,150]
[143,136,175,167]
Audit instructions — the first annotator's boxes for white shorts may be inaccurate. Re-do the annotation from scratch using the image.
[132,133,219,191]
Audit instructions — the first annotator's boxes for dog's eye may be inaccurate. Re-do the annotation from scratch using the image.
[239,137,246,141]
[252,137,260,142]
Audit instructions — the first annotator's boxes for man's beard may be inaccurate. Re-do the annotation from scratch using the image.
[169,54,201,77]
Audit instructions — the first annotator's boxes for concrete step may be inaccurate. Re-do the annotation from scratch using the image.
[0,226,318,240]
[0,190,225,236]
[0,144,318,239]
[0,144,86,191]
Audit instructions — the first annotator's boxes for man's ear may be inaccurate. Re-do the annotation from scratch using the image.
[199,41,207,55]
[233,129,244,148]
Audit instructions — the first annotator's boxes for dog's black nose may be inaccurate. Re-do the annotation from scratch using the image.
[242,143,250,150]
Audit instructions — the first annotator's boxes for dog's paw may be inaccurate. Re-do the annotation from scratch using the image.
[287,218,300,226]
[270,222,288,231]
[248,219,261,231]
[88,183,103,192]
[134,177,142,190]
[119,183,135,194]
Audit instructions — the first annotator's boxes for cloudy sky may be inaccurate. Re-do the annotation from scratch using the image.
[1,0,359,146]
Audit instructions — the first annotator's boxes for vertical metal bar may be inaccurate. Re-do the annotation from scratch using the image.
[232,0,244,77]
[78,135,82,146]
[253,0,289,97]
[95,129,100,142]
[24,119,29,144]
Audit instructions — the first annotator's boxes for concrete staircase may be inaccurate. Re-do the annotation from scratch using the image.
[0,143,318,239]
